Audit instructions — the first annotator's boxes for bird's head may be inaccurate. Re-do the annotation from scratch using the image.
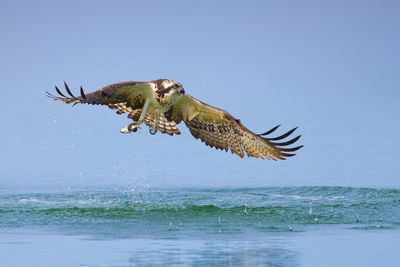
[154,79,185,105]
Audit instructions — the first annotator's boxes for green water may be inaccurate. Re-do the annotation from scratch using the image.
[1,186,400,266]
[2,186,399,234]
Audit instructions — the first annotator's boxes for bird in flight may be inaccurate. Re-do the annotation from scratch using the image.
[47,79,303,160]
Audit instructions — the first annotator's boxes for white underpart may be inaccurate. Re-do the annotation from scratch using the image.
[120,81,183,134]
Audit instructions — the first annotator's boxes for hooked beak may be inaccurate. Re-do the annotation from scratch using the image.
[179,88,185,95]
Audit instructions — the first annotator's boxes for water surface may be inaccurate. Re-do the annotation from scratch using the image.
[1,186,399,266]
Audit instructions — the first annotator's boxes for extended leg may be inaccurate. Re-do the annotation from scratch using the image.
[149,112,159,135]
[120,98,151,134]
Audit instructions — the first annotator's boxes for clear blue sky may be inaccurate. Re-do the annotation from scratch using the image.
[1,0,399,190]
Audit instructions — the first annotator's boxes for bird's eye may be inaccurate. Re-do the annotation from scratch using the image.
[172,85,177,89]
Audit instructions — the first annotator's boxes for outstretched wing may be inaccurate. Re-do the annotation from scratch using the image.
[47,81,182,136]
[170,94,303,160]
[46,81,151,112]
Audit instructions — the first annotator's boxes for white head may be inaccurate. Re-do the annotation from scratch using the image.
[153,79,185,105]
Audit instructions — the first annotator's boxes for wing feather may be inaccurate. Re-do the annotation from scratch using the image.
[145,111,181,136]
[127,108,181,136]
[47,81,152,119]
[173,94,302,160]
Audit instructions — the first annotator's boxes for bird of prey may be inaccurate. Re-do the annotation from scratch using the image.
[47,79,302,160]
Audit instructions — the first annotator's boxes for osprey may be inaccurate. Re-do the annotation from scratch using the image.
[47,79,303,160]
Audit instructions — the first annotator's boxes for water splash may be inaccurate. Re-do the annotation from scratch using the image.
[0,186,399,234]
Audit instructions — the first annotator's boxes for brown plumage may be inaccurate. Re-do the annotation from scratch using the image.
[46,80,303,160]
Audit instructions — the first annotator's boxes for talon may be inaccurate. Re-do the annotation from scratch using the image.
[121,123,139,134]
[129,124,139,132]
[149,128,157,135]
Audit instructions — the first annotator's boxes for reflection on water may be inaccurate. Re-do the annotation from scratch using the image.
[127,239,298,266]
[0,229,299,266]
[2,228,400,267]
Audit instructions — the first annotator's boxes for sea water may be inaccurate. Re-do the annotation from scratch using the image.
[1,186,399,266]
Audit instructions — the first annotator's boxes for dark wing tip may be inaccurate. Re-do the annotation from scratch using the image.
[280,153,296,157]
[271,135,301,147]
[55,85,67,97]
[267,127,298,141]
[80,86,87,99]
[279,145,304,152]
[259,126,303,159]
[47,82,85,105]
[64,81,78,99]
[259,125,281,136]
[45,90,55,98]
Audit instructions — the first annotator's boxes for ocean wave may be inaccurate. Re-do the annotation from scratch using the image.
[1,186,399,229]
